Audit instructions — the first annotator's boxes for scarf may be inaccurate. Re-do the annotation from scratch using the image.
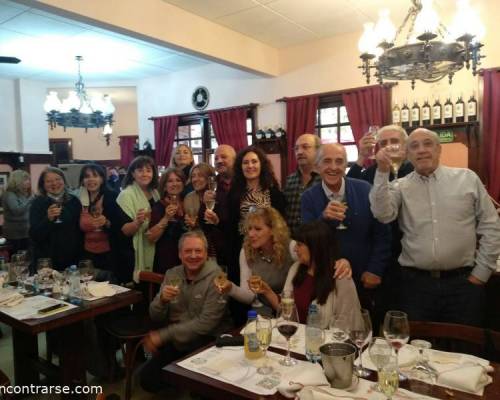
[116,182,160,282]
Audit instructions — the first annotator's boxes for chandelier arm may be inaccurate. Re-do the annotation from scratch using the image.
[394,2,419,45]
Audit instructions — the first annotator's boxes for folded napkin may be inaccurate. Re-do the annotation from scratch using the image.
[0,289,24,307]
[87,282,116,297]
[360,344,418,370]
[429,350,493,395]
[277,363,329,398]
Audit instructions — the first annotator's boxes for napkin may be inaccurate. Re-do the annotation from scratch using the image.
[87,282,116,297]
[0,289,24,307]
[359,344,418,370]
[277,363,329,398]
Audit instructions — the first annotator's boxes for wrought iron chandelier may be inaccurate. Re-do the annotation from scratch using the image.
[44,56,115,144]
[358,0,485,89]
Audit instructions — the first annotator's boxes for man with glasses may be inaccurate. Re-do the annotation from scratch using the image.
[284,133,322,234]
[347,125,413,183]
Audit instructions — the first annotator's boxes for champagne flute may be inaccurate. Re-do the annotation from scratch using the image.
[349,308,373,378]
[204,177,217,224]
[168,194,178,221]
[378,356,399,399]
[167,275,182,304]
[369,337,393,390]
[248,274,264,308]
[330,198,348,230]
[89,204,103,232]
[256,316,273,375]
[366,125,379,160]
[329,314,349,342]
[383,310,410,381]
[276,302,299,366]
[213,265,228,304]
[386,144,403,177]
[36,258,53,296]
[54,197,64,224]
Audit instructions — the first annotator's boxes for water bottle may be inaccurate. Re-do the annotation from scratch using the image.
[305,303,324,363]
[68,265,82,305]
[243,310,262,360]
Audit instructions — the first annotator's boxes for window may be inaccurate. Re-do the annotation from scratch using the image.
[316,97,358,165]
[171,110,255,166]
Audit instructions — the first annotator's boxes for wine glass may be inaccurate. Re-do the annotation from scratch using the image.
[349,308,372,378]
[369,337,393,390]
[36,258,53,296]
[53,197,64,224]
[204,177,217,224]
[378,356,399,399]
[12,254,29,294]
[276,301,299,366]
[78,259,95,282]
[89,204,103,232]
[330,197,348,230]
[329,314,349,342]
[248,274,264,308]
[256,316,273,375]
[167,194,178,221]
[167,275,182,304]
[366,125,379,159]
[213,265,228,304]
[383,310,410,381]
[386,144,403,177]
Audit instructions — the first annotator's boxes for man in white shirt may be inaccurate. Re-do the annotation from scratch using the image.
[370,128,500,326]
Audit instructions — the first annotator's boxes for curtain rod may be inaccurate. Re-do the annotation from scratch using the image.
[478,67,500,76]
[148,103,258,120]
[275,83,398,102]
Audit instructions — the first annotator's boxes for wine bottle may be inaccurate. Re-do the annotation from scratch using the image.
[422,99,431,126]
[468,92,478,122]
[392,101,401,125]
[411,100,420,127]
[444,96,453,123]
[401,101,410,128]
[432,98,442,125]
[455,94,465,123]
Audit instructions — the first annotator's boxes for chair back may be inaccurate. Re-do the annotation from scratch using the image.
[486,329,500,362]
[138,271,164,303]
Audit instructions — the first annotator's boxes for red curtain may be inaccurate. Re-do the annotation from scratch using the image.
[209,108,248,151]
[286,96,319,174]
[153,115,179,166]
[342,85,392,145]
[482,69,500,201]
[119,136,138,167]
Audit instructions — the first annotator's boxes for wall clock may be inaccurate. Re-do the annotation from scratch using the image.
[192,86,209,110]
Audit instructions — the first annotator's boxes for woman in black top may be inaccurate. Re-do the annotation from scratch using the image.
[29,167,82,271]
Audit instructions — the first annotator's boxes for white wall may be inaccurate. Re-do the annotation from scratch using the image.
[0,79,19,152]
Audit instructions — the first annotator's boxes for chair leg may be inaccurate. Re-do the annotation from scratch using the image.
[123,339,137,400]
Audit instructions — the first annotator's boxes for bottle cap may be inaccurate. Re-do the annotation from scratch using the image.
[308,303,318,313]
[247,310,257,319]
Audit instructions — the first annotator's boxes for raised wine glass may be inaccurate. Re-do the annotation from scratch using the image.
[366,125,379,160]
[89,203,103,232]
[256,316,273,375]
[167,275,182,304]
[386,144,404,177]
[276,301,299,366]
[167,194,178,221]
[248,274,264,308]
[53,196,64,224]
[213,265,228,304]
[204,177,217,224]
[383,310,410,381]
[330,196,348,230]
[349,308,373,378]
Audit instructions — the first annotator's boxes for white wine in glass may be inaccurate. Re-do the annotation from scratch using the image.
[387,144,403,176]
[214,268,228,304]
[383,310,410,381]
[378,358,399,399]
[249,275,264,307]
[168,276,182,303]
[256,317,273,375]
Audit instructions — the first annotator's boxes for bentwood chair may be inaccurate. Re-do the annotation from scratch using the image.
[105,271,164,400]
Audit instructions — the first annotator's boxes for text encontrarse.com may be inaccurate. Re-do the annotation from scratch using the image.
[0,385,103,395]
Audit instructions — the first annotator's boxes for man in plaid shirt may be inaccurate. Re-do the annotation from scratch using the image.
[284,133,322,234]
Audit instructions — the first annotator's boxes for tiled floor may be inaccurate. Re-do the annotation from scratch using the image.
[0,322,192,399]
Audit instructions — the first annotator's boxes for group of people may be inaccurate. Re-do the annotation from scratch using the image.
[2,125,500,392]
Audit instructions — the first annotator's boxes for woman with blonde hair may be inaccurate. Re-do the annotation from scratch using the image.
[2,170,33,254]
[170,144,194,194]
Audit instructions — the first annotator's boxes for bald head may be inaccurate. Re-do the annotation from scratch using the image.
[407,128,441,176]
[214,144,236,176]
[316,143,347,192]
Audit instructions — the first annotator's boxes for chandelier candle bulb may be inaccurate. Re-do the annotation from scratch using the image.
[455,94,465,123]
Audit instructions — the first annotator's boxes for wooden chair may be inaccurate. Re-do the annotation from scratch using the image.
[409,321,486,357]
[486,329,500,363]
[105,271,164,400]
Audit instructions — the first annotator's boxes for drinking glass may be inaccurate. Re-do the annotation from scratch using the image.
[383,310,410,381]
[410,339,435,379]
[366,125,379,159]
[330,198,348,230]
[12,254,29,294]
[167,194,178,221]
[349,308,372,378]
[36,258,53,295]
[256,316,273,375]
[78,259,95,282]
[213,265,228,304]
[378,356,399,399]
[276,302,299,366]
[369,337,393,390]
[167,275,182,304]
[89,204,103,232]
[386,144,403,176]
[53,197,64,224]
[248,274,264,308]
[329,314,349,342]
[204,177,217,224]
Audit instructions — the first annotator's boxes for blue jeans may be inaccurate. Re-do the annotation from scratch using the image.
[398,267,484,327]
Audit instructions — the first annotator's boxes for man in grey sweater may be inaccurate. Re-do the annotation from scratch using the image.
[140,230,232,393]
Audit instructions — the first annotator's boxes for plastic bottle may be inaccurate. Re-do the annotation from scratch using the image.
[243,310,262,360]
[305,303,324,363]
[68,265,82,305]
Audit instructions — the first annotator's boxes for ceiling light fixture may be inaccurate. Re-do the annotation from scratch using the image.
[43,56,115,145]
[358,0,485,89]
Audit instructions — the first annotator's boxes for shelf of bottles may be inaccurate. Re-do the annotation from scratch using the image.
[392,93,478,130]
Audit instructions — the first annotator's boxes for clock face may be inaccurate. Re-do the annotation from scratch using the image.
[192,86,209,110]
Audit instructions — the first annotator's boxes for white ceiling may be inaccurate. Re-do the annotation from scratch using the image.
[164,0,457,48]
[0,0,208,81]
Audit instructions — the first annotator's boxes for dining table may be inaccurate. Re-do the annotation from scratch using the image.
[0,286,142,398]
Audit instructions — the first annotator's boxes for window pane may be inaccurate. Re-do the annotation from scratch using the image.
[179,140,189,146]
[247,135,253,146]
[320,127,338,142]
[246,118,252,133]
[208,153,215,166]
[191,124,202,138]
[345,145,358,163]
[340,106,349,123]
[316,110,319,125]
[178,125,189,139]
[193,154,203,164]
[320,107,337,125]
[209,123,214,135]
[211,138,218,149]
[340,125,354,142]
[191,139,202,149]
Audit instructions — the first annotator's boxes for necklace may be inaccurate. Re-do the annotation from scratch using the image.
[258,250,273,263]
